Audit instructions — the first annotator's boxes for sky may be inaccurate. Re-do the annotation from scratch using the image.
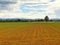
[0,0,60,19]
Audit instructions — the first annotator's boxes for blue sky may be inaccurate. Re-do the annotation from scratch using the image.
[0,0,60,19]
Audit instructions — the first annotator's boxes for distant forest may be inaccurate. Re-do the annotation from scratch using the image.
[0,16,60,22]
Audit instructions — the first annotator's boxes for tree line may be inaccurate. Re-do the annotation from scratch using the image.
[0,16,60,22]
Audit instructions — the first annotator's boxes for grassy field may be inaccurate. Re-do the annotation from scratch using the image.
[0,22,60,45]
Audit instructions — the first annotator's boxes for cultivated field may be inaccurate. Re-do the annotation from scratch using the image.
[0,22,60,45]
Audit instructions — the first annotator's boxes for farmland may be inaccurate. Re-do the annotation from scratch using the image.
[0,22,60,45]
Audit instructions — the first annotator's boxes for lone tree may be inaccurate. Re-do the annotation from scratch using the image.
[44,16,49,21]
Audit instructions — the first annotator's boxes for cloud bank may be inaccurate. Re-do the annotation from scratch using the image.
[0,0,60,19]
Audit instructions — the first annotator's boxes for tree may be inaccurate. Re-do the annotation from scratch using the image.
[44,16,49,21]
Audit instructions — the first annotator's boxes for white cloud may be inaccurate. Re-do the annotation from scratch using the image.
[0,0,60,19]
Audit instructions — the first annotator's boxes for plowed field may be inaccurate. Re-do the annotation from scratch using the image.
[0,22,60,45]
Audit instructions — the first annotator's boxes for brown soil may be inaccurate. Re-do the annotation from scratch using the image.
[0,23,60,45]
